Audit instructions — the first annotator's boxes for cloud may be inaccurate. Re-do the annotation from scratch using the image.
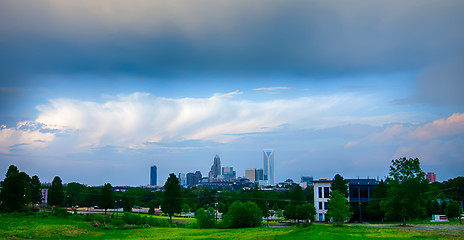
[0,91,401,152]
[1,0,463,82]
[410,113,464,140]
[0,122,55,153]
[344,141,359,149]
[253,87,291,91]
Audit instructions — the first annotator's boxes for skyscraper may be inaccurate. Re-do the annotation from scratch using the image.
[263,149,275,185]
[150,165,157,186]
[211,154,221,178]
[245,169,256,182]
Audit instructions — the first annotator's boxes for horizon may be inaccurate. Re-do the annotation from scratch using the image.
[1,1,463,186]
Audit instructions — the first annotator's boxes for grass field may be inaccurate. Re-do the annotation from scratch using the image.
[1,213,463,239]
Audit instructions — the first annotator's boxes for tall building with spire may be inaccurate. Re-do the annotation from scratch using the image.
[263,149,275,186]
[211,154,221,178]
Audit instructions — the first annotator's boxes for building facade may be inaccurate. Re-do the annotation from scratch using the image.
[150,165,157,186]
[313,179,332,222]
[178,173,186,186]
[426,172,437,183]
[263,149,275,186]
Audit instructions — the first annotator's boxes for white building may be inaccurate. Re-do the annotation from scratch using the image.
[313,179,332,222]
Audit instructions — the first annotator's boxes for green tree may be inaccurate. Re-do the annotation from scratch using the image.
[0,165,31,212]
[383,157,429,226]
[331,174,349,197]
[195,207,216,228]
[30,175,43,210]
[366,179,389,223]
[123,196,133,212]
[100,183,114,215]
[284,185,305,222]
[445,199,461,218]
[222,201,262,228]
[295,203,316,223]
[65,182,87,207]
[48,176,64,207]
[161,173,182,222]
[327,190,352,225]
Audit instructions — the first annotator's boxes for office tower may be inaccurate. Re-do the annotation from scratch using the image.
[245,169,256,182]
[178,173,186,186]
[150,165,157,186]
[255,168,264,182]
[426,172,437,183]
[222,167,236,181]
[186,173,195,186]
[263,149,275,185]
[194,171,202,184]
[211,154,221,178]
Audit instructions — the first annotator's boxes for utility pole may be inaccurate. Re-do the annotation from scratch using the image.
[460,201,463,224]
[266,200,269,227]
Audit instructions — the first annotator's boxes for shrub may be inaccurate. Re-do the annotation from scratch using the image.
[222,201,262,228]
[195,207,216,228]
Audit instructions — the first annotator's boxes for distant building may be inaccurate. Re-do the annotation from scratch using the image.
[211,154,221,178]
[263,149,275,186]
[150,165,157,186]
[426,172,437,183]
[222,167,236,181]
[301,176,314,184]
[186,171,202,186]
[178,173,186,186]
[245,169,256,182]
[40,189,48,205]
[256,169,264,182]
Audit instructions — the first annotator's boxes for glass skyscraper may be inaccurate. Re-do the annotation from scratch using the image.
[150,165,157,186]
[263,149,274,186]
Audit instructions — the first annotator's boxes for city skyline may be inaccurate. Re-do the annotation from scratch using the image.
[0,1,463,186]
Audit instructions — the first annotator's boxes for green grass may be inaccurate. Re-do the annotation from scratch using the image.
[0,213,462,239]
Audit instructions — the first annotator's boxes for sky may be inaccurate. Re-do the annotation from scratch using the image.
[0,0,463,186]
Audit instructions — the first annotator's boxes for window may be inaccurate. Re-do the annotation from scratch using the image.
[318,187,322,198]
[324,202,328,210]
[319,201,323,210]
[324,187,330,198]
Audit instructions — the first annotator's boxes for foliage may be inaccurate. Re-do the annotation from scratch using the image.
[327,190,352,224]
[0,165,31,212]
[195,207,216,228]
[284,185,308,222]
[295,203,316,222]
[383,157,429,226]
[331,174,349,197]
[222,201,262,228]
[366,179,389,222]
[65,182,88,207]
[100,183,115,214]
[48,176,65,207]
[123,196,133,212]
[444,199,461,218]
[161,173,182,222]
[30,175,43,208]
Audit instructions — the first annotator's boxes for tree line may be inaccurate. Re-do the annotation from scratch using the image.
[1,157,463,228]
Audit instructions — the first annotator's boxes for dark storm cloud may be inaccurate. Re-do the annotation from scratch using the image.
[0,0,463,81]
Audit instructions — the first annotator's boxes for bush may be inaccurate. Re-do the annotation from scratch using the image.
[222,201,262,228]
[195,207,216,228]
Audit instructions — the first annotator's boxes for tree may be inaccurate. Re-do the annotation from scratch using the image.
[331,174,349,197]
[445,199,461,218]
[0,165,31,212]
[284,185,306,222]
[222,201,262,228]
[100,183,114,215]
[195,207,216,228]
[383,157,429,226]
[295,203,316,223]
[161,173,182,222]
[48,176,64,207]
[327,190,352,225]
[30,175,43,210]
[65,182,87,207]
[366,179,389,223]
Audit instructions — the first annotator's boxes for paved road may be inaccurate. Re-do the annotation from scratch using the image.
[348,223,464,230]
